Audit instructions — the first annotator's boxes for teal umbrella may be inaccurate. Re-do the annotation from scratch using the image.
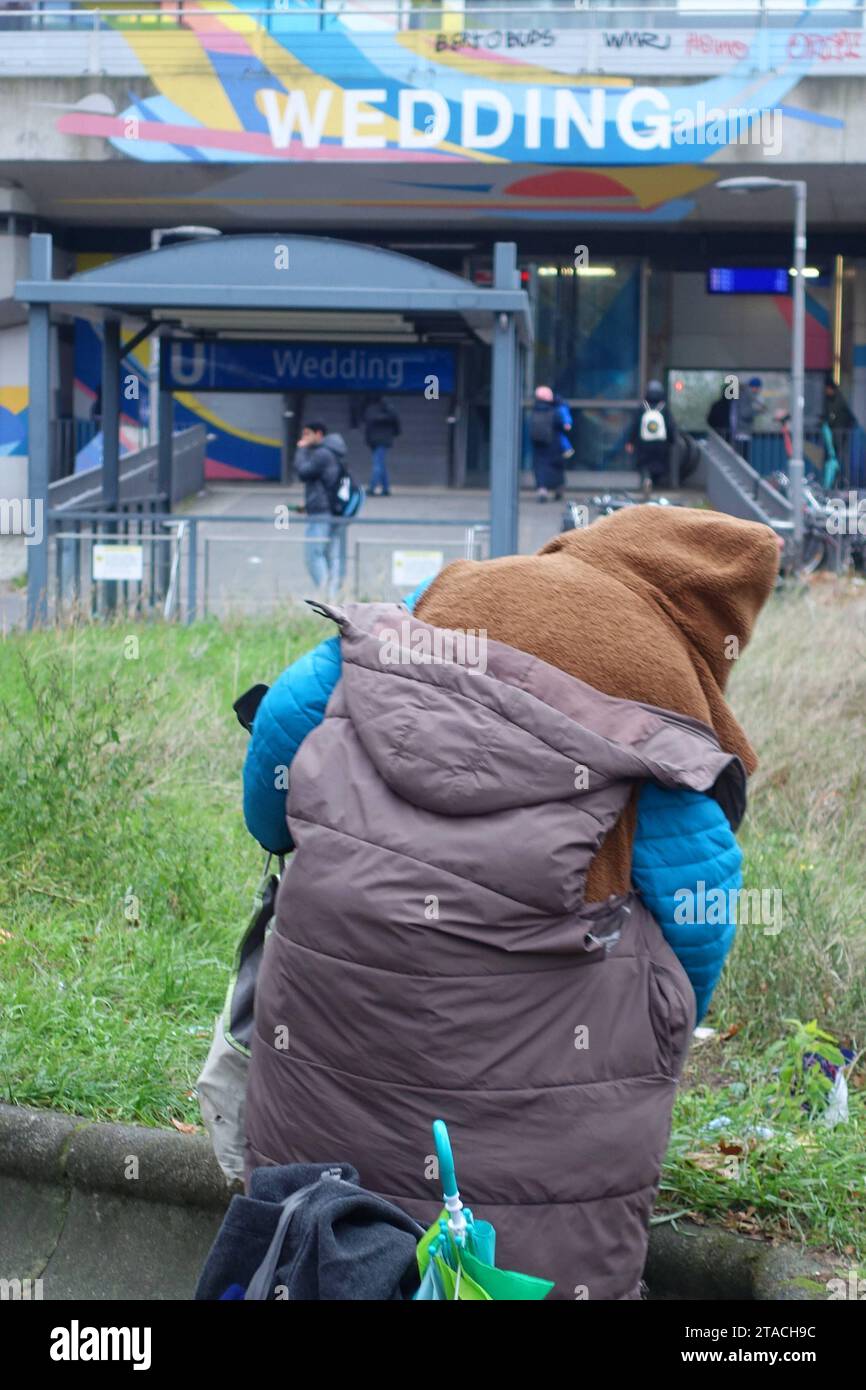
[413,1120,554,1301]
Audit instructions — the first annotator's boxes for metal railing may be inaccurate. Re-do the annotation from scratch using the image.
[43,510,490,625]
[701,427,793,528]
[709,427,866,489]
[52,417,101,478]
[4,4,864,85]
[48,424,206,511]
[3,4,864,34]
[700,425,858,570]
[42,424,207,620]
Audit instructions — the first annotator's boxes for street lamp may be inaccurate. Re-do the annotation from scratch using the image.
[716,176,807,567]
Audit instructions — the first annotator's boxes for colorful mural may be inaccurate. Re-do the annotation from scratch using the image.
[0,387,28,458]
[74,317,281,480]
[51,0,845,179]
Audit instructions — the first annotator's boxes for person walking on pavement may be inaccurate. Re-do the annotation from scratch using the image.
[625,379,677,491]
[294,420,347,593]
[363,394,401,496]
[530,385,570,501]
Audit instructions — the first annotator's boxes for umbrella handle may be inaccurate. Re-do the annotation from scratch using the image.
[433,1119,468,1242]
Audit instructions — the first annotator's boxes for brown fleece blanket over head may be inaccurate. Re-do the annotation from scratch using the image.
[416,505,779,902]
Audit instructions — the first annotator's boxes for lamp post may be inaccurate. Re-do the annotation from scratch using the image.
[716,177,807,567]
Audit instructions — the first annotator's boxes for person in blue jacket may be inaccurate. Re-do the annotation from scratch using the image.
[529,386,571,502]
[244,579,752,1025]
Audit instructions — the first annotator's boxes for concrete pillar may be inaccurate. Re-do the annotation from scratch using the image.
[157,386,173,506]
[848,260,866,429]
[26,234,53,628]
[101,317,120,509]
[489,242,520,558]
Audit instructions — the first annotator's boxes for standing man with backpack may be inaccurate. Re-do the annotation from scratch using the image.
[294,420,352,593]
[626,380,677,492]
[530,385,571,502]
[363,394,401,496]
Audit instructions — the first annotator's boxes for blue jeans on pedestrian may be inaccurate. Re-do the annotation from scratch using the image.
[305,517,342,593]
[370,445,391,494]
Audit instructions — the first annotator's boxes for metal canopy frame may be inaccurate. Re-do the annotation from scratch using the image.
[17,231,532,625]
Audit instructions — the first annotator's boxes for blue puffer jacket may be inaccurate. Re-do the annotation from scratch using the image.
[242,589,741,1023]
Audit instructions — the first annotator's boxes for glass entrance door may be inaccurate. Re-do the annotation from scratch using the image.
[529,257,643,471]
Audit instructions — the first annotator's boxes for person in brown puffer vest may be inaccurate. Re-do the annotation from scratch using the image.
[242,506,779,1299]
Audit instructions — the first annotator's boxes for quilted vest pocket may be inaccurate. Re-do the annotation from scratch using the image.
[648,963,694,1078]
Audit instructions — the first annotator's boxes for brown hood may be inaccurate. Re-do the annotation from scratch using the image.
[416,505,778,899]
[537,505,779,769]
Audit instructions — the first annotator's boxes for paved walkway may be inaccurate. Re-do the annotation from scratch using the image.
[187,482,569,617]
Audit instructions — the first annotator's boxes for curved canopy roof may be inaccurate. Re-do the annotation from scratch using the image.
[17,233,532,346]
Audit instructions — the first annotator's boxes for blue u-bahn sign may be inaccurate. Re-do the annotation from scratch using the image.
[162,340,456,394]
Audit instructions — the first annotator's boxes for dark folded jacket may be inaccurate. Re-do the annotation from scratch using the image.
[196,1162,422,1301]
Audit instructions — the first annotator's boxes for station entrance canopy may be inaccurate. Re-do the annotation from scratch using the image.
[16,232,532,624]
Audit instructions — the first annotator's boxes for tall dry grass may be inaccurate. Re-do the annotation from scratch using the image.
[719,578,866,1039]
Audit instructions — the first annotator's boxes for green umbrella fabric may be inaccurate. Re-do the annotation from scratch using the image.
[416,1210,553,1302]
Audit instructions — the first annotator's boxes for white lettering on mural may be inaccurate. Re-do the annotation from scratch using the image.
[257,85,783,154]
[343,88,388,149]
[553,89,605,150]
[524,88,542,148]
[398,89,450,148]
[460,89,514,149]
[259,88,332,148]
[616,87,671,149]
[258,85,781,155]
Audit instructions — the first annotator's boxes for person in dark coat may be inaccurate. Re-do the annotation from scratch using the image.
[707,383,733,437]
[362,395,401,496]
[625,379,677,489]
[529,385,570,501]
[822,379,856,462]
[294,420,346,592]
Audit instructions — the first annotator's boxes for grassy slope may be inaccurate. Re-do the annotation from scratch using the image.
[0,609,325,1124]
[662,581,866,1256]
[720,580,866,1032]
[1,587,863,1255]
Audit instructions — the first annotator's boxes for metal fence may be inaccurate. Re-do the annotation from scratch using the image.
[44,511,490,624]
[709,428,866,488]
[700,426,862,574]
[5,4,864,31]
[52,417,101,478]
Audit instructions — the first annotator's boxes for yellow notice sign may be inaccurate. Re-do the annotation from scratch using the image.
[92,544,144,583]
[391,550,443,588]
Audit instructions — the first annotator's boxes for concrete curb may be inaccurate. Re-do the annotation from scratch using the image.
[0,1104,835,1301]
[0,1104,231,1300]
[646,1220,836,1302]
